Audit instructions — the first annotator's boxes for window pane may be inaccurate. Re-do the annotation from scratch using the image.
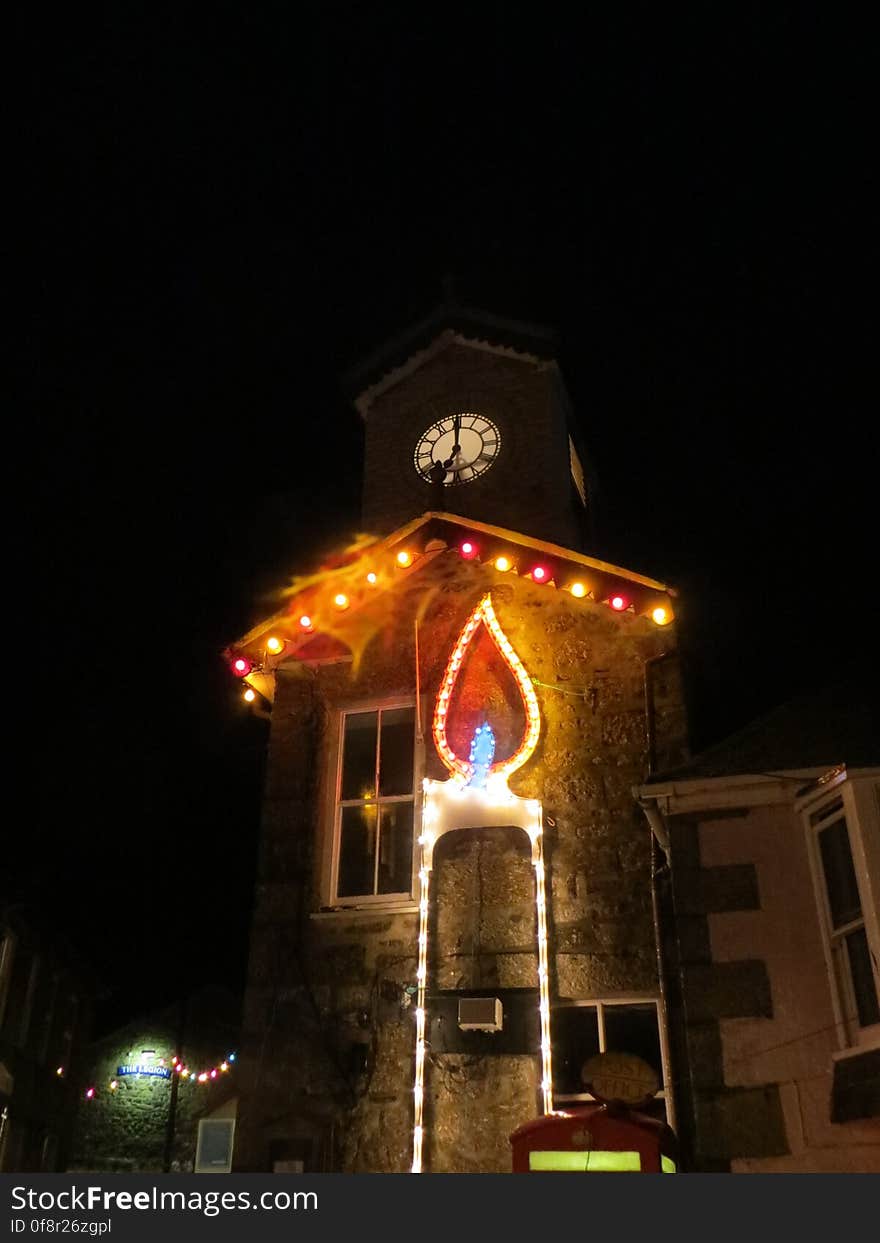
[338,804,378,897]
[552,1006,600,1095]
[819,819,862,929]
[603,1004,663,1084]
[846,927,880,1028]
[378,707,415,796]
[340,712,378,801]
[377,802,413,894]
[197,1121,235,1171]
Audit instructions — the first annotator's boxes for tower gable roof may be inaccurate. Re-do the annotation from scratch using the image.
[345,303,560,418]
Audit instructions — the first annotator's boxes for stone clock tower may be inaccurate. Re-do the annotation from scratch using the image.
[229,298,687,1175]
[350,303,592,549]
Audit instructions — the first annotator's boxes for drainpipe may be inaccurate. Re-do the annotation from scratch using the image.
[641,648,673,858]
[643,650,673,780]
[637,786,697,1170]
[638,652,698,1165]
[639,795,671,859]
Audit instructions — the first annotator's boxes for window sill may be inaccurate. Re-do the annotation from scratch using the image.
[832,1033,880,1063]
[311,904,419,921]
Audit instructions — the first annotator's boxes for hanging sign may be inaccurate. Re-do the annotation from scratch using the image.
[581,1052,659,1106]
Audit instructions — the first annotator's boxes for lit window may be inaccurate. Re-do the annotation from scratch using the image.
[332,705,417,903]
[552,998,672,1123]
[806,786,880,1046]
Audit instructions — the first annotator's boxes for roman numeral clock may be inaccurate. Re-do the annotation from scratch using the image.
[356,320,590,548]
[413,412,502,486]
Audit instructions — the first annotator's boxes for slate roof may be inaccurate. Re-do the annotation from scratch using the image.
[343,299,559,409]
[646,676,879,784]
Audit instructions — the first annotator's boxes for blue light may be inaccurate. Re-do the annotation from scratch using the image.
[467,723,495,789]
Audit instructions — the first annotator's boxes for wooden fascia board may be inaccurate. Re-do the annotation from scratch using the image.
[636,769,832,816]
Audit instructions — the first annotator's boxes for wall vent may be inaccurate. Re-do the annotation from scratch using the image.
[458,997,503,1031]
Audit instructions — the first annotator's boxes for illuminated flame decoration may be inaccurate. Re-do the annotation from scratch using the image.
[412,592,553,1173]
[433,593,541,785]
[467,723,495,789]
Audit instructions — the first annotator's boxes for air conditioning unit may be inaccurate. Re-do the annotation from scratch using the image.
[458,997,503,1032]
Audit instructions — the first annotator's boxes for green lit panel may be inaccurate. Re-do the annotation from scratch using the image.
[529,1151,642,1172]
[661,1155,677,1173]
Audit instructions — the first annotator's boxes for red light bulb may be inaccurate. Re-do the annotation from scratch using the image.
[610,595,628,611]
[460,541,478,560]
[231,656,251,677]
[532,565,548,583]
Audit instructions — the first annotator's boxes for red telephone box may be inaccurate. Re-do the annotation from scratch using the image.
[510,1104,678,1173]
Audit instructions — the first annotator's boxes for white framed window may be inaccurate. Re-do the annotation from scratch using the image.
[329,701,419,906]
[803,775,880,1050]
[552,995,674,1127]
[195,1119,235,1174]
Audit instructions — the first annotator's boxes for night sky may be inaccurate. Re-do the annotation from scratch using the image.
[19,8,876,1029]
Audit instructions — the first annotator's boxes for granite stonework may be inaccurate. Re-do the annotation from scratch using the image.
[68,989,239,1173]
[234,552,686,1172]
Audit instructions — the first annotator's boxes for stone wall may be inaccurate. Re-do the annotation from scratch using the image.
[69,993,239,1173]
[236,550,686,1171]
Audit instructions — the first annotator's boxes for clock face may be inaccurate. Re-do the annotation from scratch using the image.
[413,413,501,485]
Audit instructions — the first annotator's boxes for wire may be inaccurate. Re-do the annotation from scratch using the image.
[531,677,603,698]
[722,1010,877,1068]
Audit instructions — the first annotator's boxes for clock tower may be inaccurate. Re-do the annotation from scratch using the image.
[350,302,592,550]
[229,296,687,1176]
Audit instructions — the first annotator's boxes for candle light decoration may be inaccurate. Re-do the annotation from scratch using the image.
[412,592,553,1172]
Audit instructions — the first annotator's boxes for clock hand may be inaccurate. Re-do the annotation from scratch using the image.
[440,417,462,471]
[441,414,463,471]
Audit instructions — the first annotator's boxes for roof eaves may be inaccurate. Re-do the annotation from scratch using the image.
[233,510,674,653]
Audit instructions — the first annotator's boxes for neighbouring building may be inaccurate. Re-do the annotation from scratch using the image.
[227,304,687,1173]
[0,905,96,1172]
[636,682,880,1172]
[68,987,240,1174]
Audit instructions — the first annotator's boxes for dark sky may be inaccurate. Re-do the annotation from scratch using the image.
[18,7,875,1028]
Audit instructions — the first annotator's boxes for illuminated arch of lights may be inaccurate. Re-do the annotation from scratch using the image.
[412,592,553,1174]
[432,594,541,786]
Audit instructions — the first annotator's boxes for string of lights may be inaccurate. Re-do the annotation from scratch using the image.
[83,1052,236,1101]
[226,534,675,703]
[412,592,555,1172]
